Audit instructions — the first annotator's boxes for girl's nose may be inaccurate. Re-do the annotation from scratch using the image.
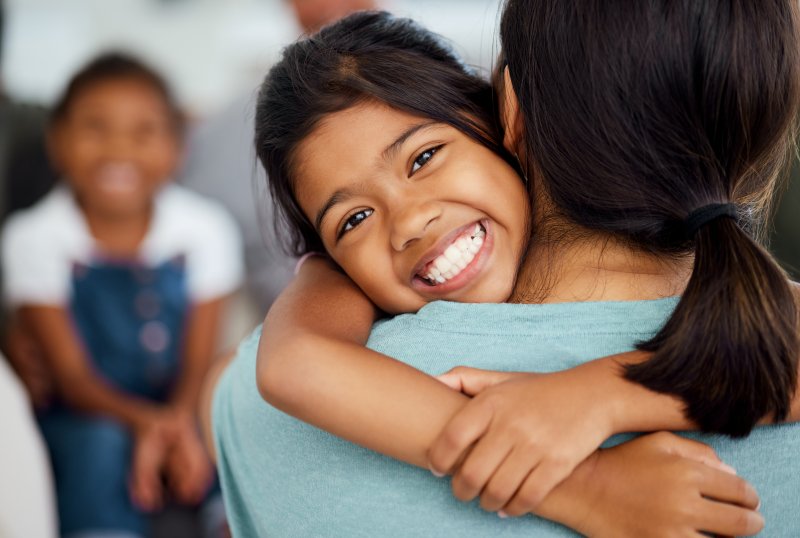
[390,200,442,251]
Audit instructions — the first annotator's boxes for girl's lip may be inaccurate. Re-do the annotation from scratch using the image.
[409,219,493,296]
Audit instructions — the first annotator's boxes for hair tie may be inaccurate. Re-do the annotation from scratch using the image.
[684,203,738,237]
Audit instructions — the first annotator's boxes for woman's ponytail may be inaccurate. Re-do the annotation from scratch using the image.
[628,212,798,436]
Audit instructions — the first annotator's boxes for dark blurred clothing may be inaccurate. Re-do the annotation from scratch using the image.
[0,97,57,221]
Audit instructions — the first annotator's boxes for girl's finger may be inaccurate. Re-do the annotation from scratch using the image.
[450,431,514,502]
[501,457,572,516]
[428,399,494,475]
[436,367,516,396]
[695,465,760,510]
[479,444,541,512]
[693,499,764,537]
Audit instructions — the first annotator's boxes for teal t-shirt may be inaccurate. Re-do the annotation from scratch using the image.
[213,298,800,536]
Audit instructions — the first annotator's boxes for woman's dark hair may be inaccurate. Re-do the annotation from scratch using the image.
[501,0,800,436]
[51,52,183,134]
[255,10,512,256]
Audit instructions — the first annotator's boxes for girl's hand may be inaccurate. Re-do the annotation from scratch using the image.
[128,408,185,511]
[429,366,620,513]
[562,432,763,537]
[165,415,214,506]
[129,422,170,512]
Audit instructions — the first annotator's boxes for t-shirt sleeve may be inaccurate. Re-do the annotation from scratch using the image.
[186,204,245,302]
[1,215,70,307]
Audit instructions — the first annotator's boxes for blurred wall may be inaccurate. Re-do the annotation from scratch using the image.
[2,0,502,117]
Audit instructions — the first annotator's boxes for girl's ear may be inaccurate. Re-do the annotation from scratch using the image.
[501,66,523,154]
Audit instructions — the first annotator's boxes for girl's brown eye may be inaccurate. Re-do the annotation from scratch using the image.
[338,208,374,239]
[410,145,443,175]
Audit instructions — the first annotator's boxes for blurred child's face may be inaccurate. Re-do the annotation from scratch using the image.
[50,77,180,220]
[294,102,530,314]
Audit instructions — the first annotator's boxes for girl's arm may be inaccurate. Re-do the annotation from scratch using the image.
[256,259,761,536]
[257,256,467,467]
[428,340,800,515]
[164,298,225,506]
[169,298,225,414]
[19,305,174,432]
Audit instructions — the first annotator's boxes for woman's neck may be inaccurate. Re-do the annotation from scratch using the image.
[510,228,693,304]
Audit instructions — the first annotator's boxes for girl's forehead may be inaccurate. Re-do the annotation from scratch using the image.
[294,103,443,185]
[65,77,172,117]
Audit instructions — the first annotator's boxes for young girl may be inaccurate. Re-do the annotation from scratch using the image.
[214,8,797,536]
[2,53,243,537]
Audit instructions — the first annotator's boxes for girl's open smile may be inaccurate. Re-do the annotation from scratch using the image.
[293,101,529,314]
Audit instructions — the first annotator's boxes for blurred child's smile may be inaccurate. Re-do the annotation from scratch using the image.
[94,162,143,195]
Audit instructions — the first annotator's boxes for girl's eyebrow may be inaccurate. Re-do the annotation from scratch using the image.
[314,122,442,233]
[381,121,440,163]
[315,188,354,232]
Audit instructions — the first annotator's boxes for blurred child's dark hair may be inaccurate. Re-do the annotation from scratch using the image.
[255,10,513,256]
[501,0,800,436]
[51,52,183,134]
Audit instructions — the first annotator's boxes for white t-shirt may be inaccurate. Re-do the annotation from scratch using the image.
[2,183,244,307]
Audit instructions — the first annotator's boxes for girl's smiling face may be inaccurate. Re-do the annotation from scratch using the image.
[293,102,530,314]
[50,77,180,220]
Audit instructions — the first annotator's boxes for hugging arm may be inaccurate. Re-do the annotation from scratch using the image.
[257,256,466,466]
[256,258,763,536]
[429,284,800,513]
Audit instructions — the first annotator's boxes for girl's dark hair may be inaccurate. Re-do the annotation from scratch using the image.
[51,52,183,133]
[255,10,511,256]
[501,0,800,436]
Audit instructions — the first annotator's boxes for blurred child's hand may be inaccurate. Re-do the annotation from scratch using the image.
[429,365,616,515]
[165,416,214,506]
[129,423,169,512]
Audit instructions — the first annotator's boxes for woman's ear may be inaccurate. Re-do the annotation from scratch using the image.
[501,66,523,154]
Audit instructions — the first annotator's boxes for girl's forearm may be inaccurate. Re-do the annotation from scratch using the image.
[260,330,468,468]
[598,350,800,432]
[169,299,225,414]
[259,257,468,468]
[20,306,162,431]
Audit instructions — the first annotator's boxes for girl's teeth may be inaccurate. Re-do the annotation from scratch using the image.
[420,223,487,285]
[444,245,461,263]
[434,257,453,273]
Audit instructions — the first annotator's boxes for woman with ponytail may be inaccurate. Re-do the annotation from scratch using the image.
[212,3,800,536]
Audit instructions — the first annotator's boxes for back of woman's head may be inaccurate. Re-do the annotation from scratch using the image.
[501,0,800,436]
[255,10,508,256]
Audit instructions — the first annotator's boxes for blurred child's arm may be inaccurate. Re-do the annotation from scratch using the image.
[19,305,179,434]
[163,297,224,505]
[169,297,225,415]
[257,256,469,468]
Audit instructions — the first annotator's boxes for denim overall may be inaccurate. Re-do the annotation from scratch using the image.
[38,257,188,537]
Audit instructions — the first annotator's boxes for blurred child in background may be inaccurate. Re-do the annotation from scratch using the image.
[1,53,243,538]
